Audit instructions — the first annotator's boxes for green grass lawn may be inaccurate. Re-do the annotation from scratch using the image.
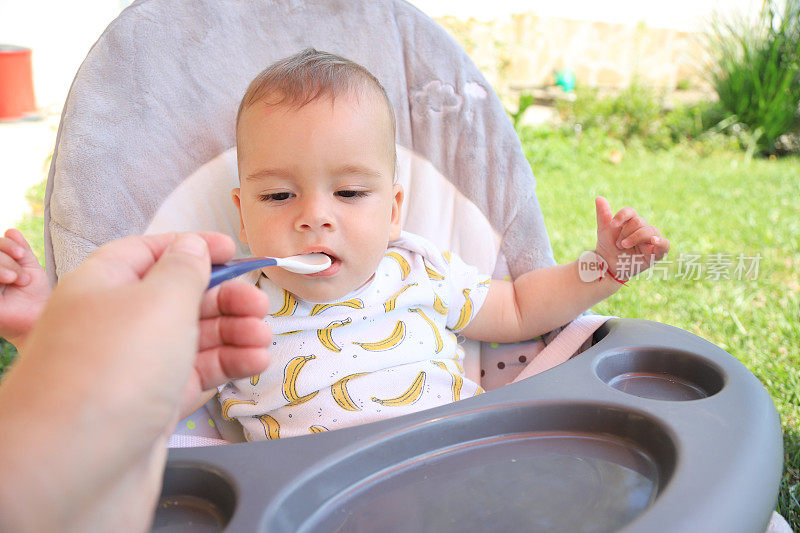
[522,126,799,528]
[1,129,798,527]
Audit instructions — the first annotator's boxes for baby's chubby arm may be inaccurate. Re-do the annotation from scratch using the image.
[0,229,52,351]
[460,197,670,343]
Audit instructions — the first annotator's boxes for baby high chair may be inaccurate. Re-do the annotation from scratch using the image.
[43,0,784,531]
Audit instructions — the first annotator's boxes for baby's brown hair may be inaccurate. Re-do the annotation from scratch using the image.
[236,48,396,154]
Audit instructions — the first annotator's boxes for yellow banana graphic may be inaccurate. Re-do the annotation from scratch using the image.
[317,318,352,353]
[452,357,465,374]
[443,251,452,263]
[310,298,364,316]
[250,374,260,386]
[424,259,445,280]
[221,398,257,420]
[283,355,319,406]
[371,371,426,406]
[353,321,406,351]
[479,278,491,287]
[331,372,369,411]
[384,283,418,312]
[475,386,485,395]
[254,414,280,439]
[270,290,297,317]
[432,361,464,402]
[277,330,301,336]
[410,308,442,353]
[432,293,448,315]
[309,425,329,434]
[452,288,473,331]
[386,251,411,280]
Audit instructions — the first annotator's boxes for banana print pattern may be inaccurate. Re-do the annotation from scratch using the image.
[353,321,406,351]
[371,371,426,406]
[220,234,491,440]
[442,251,452,263]
[432,293,448,315]
[385,251,411,280]
[331,373,369,411]
[283,355,319,406]
[317,317,352,353]
[424,259,445,281]
[221,398,258,421]
[254,414,281,439]
[384,283,418,312]
[310,298,364,316]
[410,307,443,353]
[452,288,474,331]
[270,289,297,317]
[432,361,464,402]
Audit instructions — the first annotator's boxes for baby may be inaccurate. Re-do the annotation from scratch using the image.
[0,49,670,442]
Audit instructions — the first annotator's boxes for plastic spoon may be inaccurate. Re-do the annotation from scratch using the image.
[207,253,331,289]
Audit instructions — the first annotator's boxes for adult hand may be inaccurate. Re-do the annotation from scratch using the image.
[0,232,271,533]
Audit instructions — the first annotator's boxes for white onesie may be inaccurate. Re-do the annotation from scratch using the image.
[218,232,491,440]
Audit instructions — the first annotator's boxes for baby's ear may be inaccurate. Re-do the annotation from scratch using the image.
[231,188,248,245]
[389,184,404,240]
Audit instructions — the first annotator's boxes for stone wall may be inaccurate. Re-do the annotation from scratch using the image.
[436,13,710,100]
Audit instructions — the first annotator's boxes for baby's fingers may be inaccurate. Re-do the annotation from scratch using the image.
[0,250,29,286]
[651,236,671,260]
[611,207,638,228]
[618,221,659,249]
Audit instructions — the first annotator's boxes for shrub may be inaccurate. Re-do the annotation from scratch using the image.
[706,0,800,155]
[556,81,676,150]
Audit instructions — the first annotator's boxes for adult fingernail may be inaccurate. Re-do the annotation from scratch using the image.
[169,234,207,258]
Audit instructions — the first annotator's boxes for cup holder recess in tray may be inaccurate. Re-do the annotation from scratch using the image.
[151,463,236,532]
[595,348,725,401]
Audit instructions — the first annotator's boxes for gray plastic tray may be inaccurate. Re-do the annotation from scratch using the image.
[153,318,783,532]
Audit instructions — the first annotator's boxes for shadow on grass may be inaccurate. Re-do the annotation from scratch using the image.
[778,425,800,530]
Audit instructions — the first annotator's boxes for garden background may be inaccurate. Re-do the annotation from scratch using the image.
[0,0,798,528]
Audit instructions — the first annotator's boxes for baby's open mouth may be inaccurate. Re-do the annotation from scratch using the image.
[304,250,340,276]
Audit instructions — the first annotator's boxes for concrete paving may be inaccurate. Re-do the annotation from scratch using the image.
[0,107,60,232]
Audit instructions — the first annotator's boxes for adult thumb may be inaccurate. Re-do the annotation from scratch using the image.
[143,233,211,305]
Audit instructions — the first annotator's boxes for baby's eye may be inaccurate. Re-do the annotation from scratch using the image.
[336,190,368,199]
[260,192,293,202]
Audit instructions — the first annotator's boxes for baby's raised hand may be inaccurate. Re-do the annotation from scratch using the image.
[594,197,670,280]
[0,229,51,348]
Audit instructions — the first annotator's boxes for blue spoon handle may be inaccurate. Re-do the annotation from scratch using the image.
[208,258,278,289]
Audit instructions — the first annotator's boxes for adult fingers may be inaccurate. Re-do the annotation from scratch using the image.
[75,232,236,290]
[200,280,270,320]
[194,346,271,391]
[197,315,272,352]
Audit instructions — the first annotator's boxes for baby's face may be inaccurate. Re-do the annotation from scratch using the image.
[234,92,402,302]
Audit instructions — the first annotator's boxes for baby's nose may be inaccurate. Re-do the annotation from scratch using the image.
[296,197,334,231]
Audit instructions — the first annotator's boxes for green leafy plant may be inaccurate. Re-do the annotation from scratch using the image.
[556,81,673,150]
[509,92,535,130]
[706,0,800,155]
